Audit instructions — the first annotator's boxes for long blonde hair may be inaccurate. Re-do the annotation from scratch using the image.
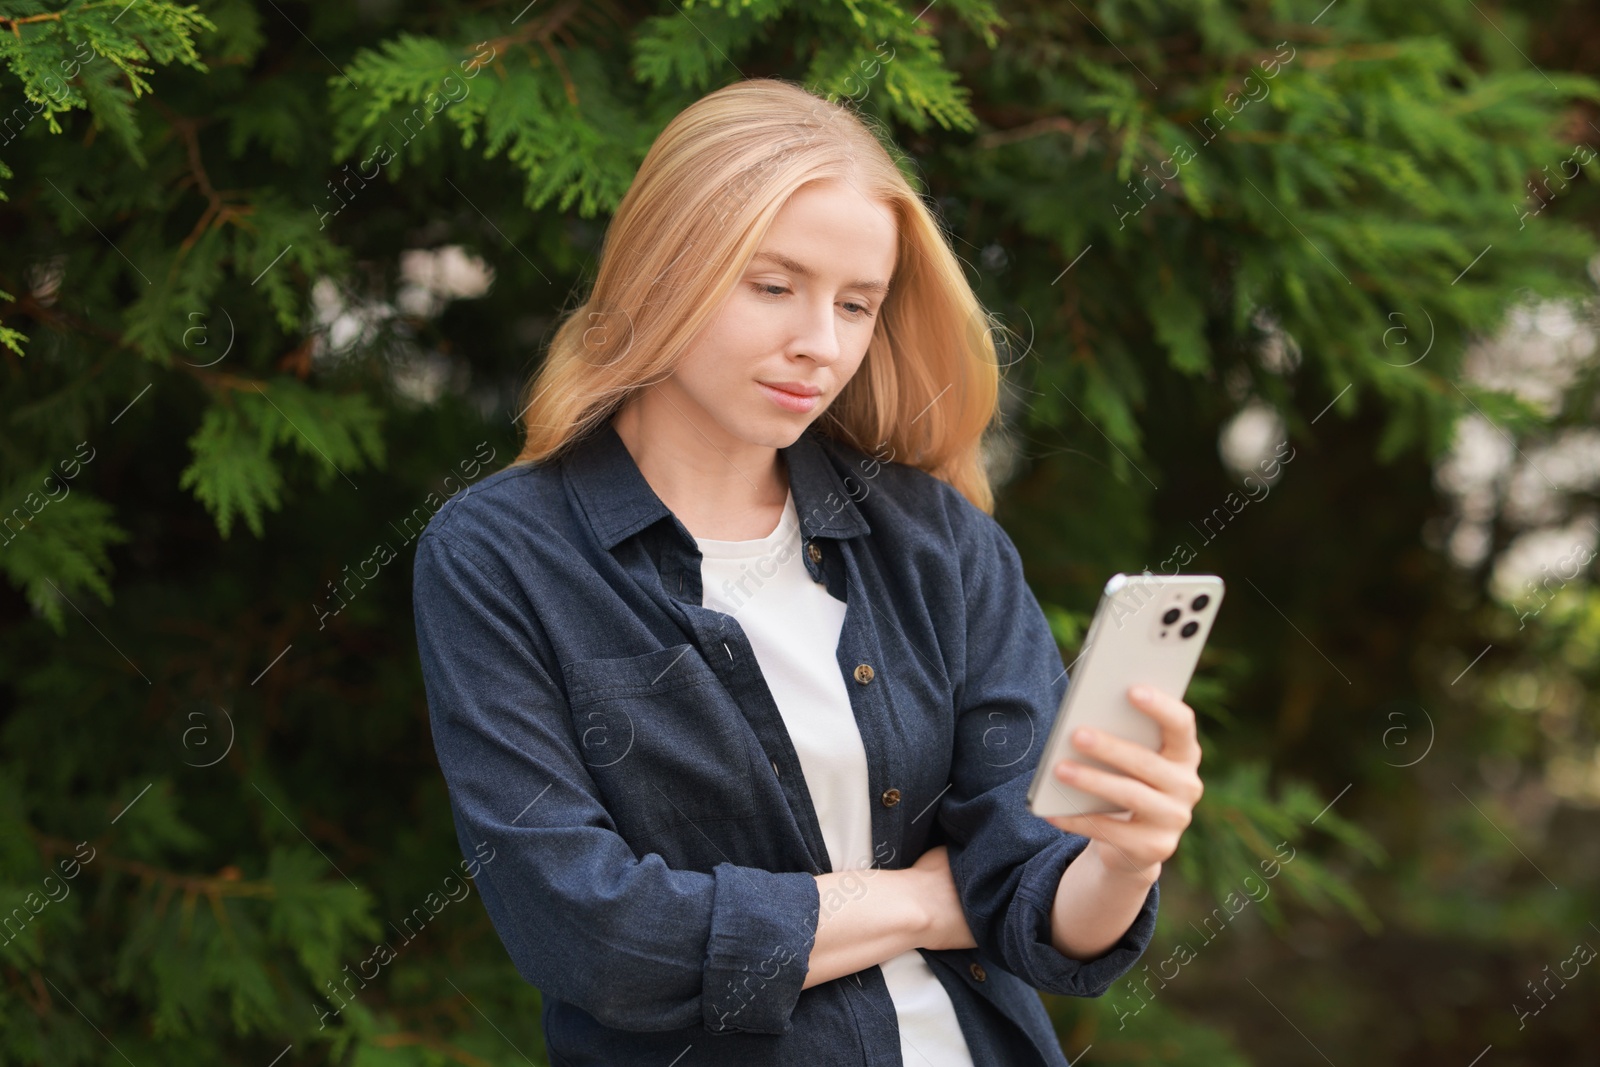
[510,77,1003,513]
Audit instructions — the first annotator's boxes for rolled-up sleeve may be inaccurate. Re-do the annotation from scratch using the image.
[412,530,820,1034]
[936,502,1159,997]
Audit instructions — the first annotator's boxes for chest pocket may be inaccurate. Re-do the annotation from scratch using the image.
[560,643,760,842]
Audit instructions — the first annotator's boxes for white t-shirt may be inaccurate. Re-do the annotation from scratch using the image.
[695,488,976,1067]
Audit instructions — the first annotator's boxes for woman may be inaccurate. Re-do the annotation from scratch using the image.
[412,78,1204,1066]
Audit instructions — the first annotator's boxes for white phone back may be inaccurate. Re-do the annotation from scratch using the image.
[1027,572,1224,818]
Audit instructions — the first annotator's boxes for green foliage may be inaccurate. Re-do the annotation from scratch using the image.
[1048,993,1256,1067]
[1181,763,1385,932]
[177,379,386,540]
[0,287,26,353]
[3,0,1599,1063]
[0,462,128,630]
[0,0,214,165]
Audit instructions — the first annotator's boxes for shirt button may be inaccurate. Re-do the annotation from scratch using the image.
[771,759,780,778]
[969,962,987,982]
[880,788,901,807]
[806,541,823,564]
[853,663,875,684]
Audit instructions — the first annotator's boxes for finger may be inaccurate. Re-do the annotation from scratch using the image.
[1041,809,1134,837]
[1054,761,1191,828]
[1038,775,1127,825]
[1128,685,1201,765]
[1040,814,1162,873]
[1042,812,1128,845]
[1070,727,1201,803]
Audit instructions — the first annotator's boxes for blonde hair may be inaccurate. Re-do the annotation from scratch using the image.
[510,77,1003,513]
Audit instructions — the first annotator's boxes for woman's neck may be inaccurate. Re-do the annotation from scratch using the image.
[610,403,791,541]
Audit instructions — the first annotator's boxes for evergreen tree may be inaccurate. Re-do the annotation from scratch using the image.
[2,1,1596,1063]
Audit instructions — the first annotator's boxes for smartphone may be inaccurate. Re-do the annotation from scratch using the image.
[1027,572,1224,818]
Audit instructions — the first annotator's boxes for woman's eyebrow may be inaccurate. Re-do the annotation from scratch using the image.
[750,250,891,295]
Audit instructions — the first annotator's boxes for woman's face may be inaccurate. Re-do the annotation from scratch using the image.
[658,178,899,450]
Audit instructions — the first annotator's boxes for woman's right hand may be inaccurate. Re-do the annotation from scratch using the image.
[908,844,978,951]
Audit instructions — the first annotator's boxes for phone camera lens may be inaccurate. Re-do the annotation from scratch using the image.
[1191,594,1209,611]
[1180,620,1199,638]
[1162,607,1181,625]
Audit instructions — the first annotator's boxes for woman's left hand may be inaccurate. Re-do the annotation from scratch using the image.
[1039,683,1204,882]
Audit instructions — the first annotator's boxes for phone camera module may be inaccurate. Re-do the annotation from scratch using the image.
[1162,607,1181,625]
[1180,620,1200,638]
[1191,594,1210,611]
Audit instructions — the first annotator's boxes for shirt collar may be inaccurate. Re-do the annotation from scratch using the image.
[561,419,872,552]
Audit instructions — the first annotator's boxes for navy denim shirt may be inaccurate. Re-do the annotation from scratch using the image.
[411,419,1159,1066]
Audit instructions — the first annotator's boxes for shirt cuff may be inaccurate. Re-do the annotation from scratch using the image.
[702,863,820,1034]
[1008,834,1161,997]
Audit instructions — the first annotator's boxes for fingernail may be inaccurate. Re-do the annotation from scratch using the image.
[1130,685,1152,702]
[1075,727,1097,747]
[1057,762,1079,780]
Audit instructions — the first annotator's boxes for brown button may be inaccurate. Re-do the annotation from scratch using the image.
[806,542,823,564]
[969,962,987,982]
[853,663,875,684]
[881,788,901,807]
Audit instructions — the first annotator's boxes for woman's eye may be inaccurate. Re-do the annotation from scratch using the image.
[748,282,873,318]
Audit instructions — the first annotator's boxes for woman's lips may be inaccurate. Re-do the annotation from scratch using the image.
[758,382,821,413]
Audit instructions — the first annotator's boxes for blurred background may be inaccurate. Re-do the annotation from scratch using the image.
[3,1,1599,1064]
